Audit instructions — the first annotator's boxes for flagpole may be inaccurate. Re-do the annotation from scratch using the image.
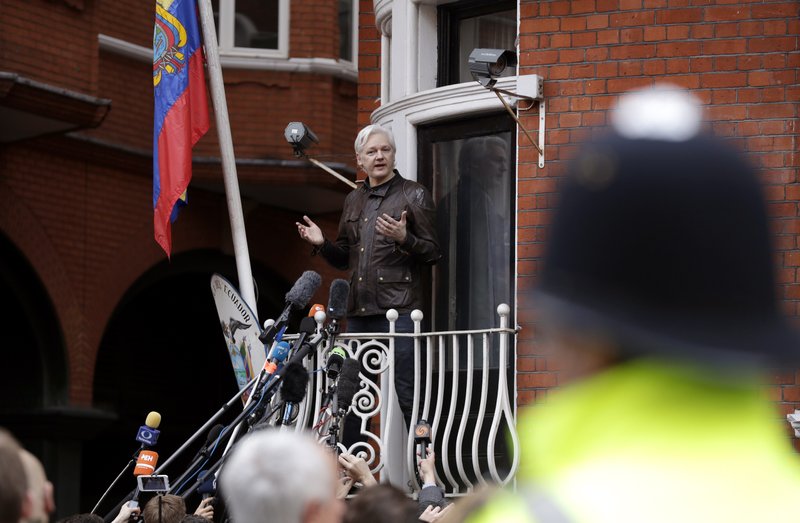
[195,0,258,317]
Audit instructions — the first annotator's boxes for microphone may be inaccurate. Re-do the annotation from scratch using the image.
[278,362,309,426]
[327,279,349,325]
[205,423,224,451]
[135,411,162,450]
[414,419,432,459]
[336,358,360,417]
[197,470,216,500]
[268,341,292,364]
[285,329,326,367]
[129,450,159,509]
[133,450,159,476]
[258,341,291,387]
[259,271,322,344]
[326,279,349,351]
[308,303,325,317]
[325,347,347,380]
[93,412,161,517]
[291,316,318,353]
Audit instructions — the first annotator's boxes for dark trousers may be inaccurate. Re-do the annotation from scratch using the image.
[345,313,417,434]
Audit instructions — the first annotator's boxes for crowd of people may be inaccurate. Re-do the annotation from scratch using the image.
[0,425,450,523]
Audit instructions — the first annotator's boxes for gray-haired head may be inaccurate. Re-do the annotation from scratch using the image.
[354,124,396,155]
[219,430,340,523]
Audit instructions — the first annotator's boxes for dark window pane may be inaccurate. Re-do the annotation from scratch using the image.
[339,0,353,60]
[419,115,516,344]
[457,10,516,83]
[210,0,221,41]
[438,1,517,87]
[235,0,280,49]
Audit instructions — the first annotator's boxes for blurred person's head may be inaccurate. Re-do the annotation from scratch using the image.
[142,495,185,523]
[536,83,799,380]
[0,428,29,523]
[19,450,55,523]
[179,516,209,523]
[342,484,417,523]
[458,136,509,193]
[219,430,344,523]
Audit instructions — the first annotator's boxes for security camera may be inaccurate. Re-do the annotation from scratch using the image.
[468,48,517,88]
[284,122,319,156]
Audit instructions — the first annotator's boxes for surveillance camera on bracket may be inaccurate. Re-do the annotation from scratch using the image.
[468,48,546,168]
[283,122,357,189]
[468,48,517,88]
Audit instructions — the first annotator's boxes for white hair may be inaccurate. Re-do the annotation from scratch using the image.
[219,430,335,523]
[354,124,396,154]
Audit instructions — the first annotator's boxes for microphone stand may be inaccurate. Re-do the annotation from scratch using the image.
[182,335,327,498]
[158,375,256,474]
[178,384,284,498]
[90,459,135,515]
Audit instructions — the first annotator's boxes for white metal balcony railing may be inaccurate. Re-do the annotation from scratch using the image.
[283,303,520,497]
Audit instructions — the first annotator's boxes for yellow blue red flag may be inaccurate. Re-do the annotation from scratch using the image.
[152,0,209,257]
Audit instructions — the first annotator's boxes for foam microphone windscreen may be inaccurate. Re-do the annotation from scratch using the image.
[145,411,162,429]
[285,271,322,309]
[337,358,360,411]
[281,362,309,404]
[133,450,159,476]
[327,279,350,320]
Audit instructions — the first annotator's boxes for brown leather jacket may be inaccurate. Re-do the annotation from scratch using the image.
[316,172,441,316]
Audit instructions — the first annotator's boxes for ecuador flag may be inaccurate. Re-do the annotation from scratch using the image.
[152,0,209,257]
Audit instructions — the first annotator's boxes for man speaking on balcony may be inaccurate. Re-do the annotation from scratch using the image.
[296,124,441,428]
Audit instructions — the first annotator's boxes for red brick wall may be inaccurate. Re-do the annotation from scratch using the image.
[1,0,99,94]
[515,1,800,418]
[357,0,381,131]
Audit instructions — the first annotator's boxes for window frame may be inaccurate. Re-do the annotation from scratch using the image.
[338,0,359,65]
[216,0,290,59]
[417,112,517,336]
[436,0,516,88]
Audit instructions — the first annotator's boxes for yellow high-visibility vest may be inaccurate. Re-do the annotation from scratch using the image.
[467,359,800,523]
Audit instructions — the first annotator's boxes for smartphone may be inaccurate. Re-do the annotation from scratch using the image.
[136,474,170,492]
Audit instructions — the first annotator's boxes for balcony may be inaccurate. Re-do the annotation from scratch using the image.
[286,304,520,497]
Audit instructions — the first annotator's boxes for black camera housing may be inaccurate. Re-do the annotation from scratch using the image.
[468,48,517,88]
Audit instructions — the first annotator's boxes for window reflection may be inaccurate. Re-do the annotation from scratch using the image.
[457,10,516,83]
[434,134,513,335]
[234,0,279,49]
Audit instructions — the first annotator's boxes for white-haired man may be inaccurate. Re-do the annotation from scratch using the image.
[296,124,440,429]
[219,430,345,523]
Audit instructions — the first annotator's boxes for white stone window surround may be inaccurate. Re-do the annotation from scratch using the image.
[370,0,521,179]
[371,76,521,181]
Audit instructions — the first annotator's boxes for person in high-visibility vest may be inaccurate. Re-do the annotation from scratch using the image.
[460,85,800,523]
